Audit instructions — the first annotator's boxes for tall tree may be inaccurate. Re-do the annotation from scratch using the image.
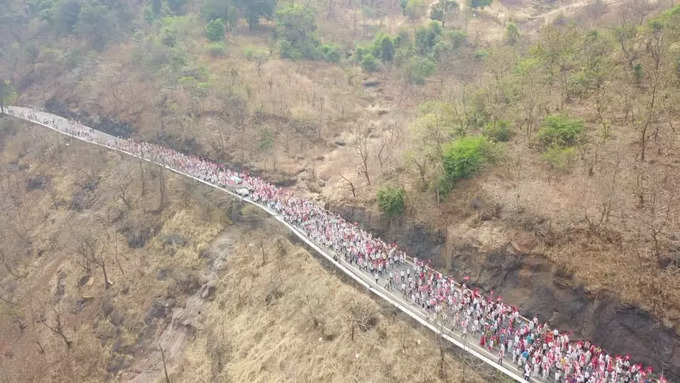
[430,0,458,28]
[235,0,277,30]
[0,80,17,114]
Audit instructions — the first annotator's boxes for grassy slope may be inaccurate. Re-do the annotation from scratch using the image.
[0,119,499,382]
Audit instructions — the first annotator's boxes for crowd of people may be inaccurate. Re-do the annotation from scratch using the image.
[6,106,669,383]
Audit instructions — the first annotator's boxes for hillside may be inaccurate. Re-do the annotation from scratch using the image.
[0,119,501,382]
[1,0,680,380]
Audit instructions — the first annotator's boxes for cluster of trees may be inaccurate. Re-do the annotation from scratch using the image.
[355,21,466,84]
[274,3,340,62]
[27,0,134,48]
[0,80,17,113]
[200,0,277,33]
[535,114,584,171]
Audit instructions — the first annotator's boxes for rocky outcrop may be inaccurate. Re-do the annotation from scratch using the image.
[334,203,680,380]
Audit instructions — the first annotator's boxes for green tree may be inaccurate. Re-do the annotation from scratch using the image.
[320,44,341,63]
[234,0,277,29]
[361,53,380,72]
[405,0,426,21]
[442,135,492,184]
[379,35,395,62]
[468,0,492,10]
[377,186,406,217]
[201,0,238,29]
[205,18,225,41]
[0,80,18,113]
[405,56,436,84]
[53,0,81,34]
[430,0,458,28]
[536,114,584,149]
[275,4,320,60]
[167,0,187,15]
[75,2,117,48]
[483,120,513,142]
[505,22,519,45]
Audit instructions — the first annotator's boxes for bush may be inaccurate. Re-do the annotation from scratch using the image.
[205,18,225,41]
[206,42,226,57]
[244,45,268,61]
[377,186,406,217]
[275,3,322,60]
[405,0,427,20]
[361,53,380,72]
[536,114,584,149]
[320,43,341,63]
[468,0,492,9]
[404,56,436,84]
[442,135,492,184]
[483,120,513,142]
[542,146,577,172]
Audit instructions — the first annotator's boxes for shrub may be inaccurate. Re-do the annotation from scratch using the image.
[442,135,492,184]
[275,3,322,60]
[542,146,577,172]
[505,22,519,45]
[483,120,513,142]
[536,114,584,149]
[205,18,225,41]
[244,45,268,61]
[468,0,492,9]
[404,56,436,84]
[377,186,406,217]
[206,42,226,57]
[405,0,427,20]
[320,43,341,63]
[361,53,380,72]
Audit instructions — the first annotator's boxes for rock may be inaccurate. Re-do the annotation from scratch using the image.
[110,309,125,326]
[144,298,175,325]
[73,296,94,313]
[200,281,217,301]
[77,275,91,288]
[101,300,114,317]
[334,140,346,146]
[363,79,381,87]
[162,234,187,247]
[156,268,170,280]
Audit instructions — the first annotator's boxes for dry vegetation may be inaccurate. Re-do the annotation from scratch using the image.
[2,0,680,379]
[0,121,504,382]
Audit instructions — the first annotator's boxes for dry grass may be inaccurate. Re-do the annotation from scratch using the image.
[0,121,501,383]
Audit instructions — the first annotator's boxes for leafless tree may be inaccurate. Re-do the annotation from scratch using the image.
[352,127,371,185]
[38,308,72,350]
[75,235,112,289]
[340,175,357,198]
[160,345,171,383]
[157,167,168,212]
[344,301,375,342]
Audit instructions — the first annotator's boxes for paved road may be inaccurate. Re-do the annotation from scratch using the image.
[2,106,561,383]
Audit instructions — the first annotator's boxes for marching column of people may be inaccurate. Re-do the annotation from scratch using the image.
[7,106,668,383]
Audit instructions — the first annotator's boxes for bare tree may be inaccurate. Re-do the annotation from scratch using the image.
[75,235,112,289]
[344,301,375,342]
[340,175,357,198]
[160,345,171,383]
[117,176,134,210]
[157,167,168,212]
[352,127,371,185]
[38,308,72,350]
